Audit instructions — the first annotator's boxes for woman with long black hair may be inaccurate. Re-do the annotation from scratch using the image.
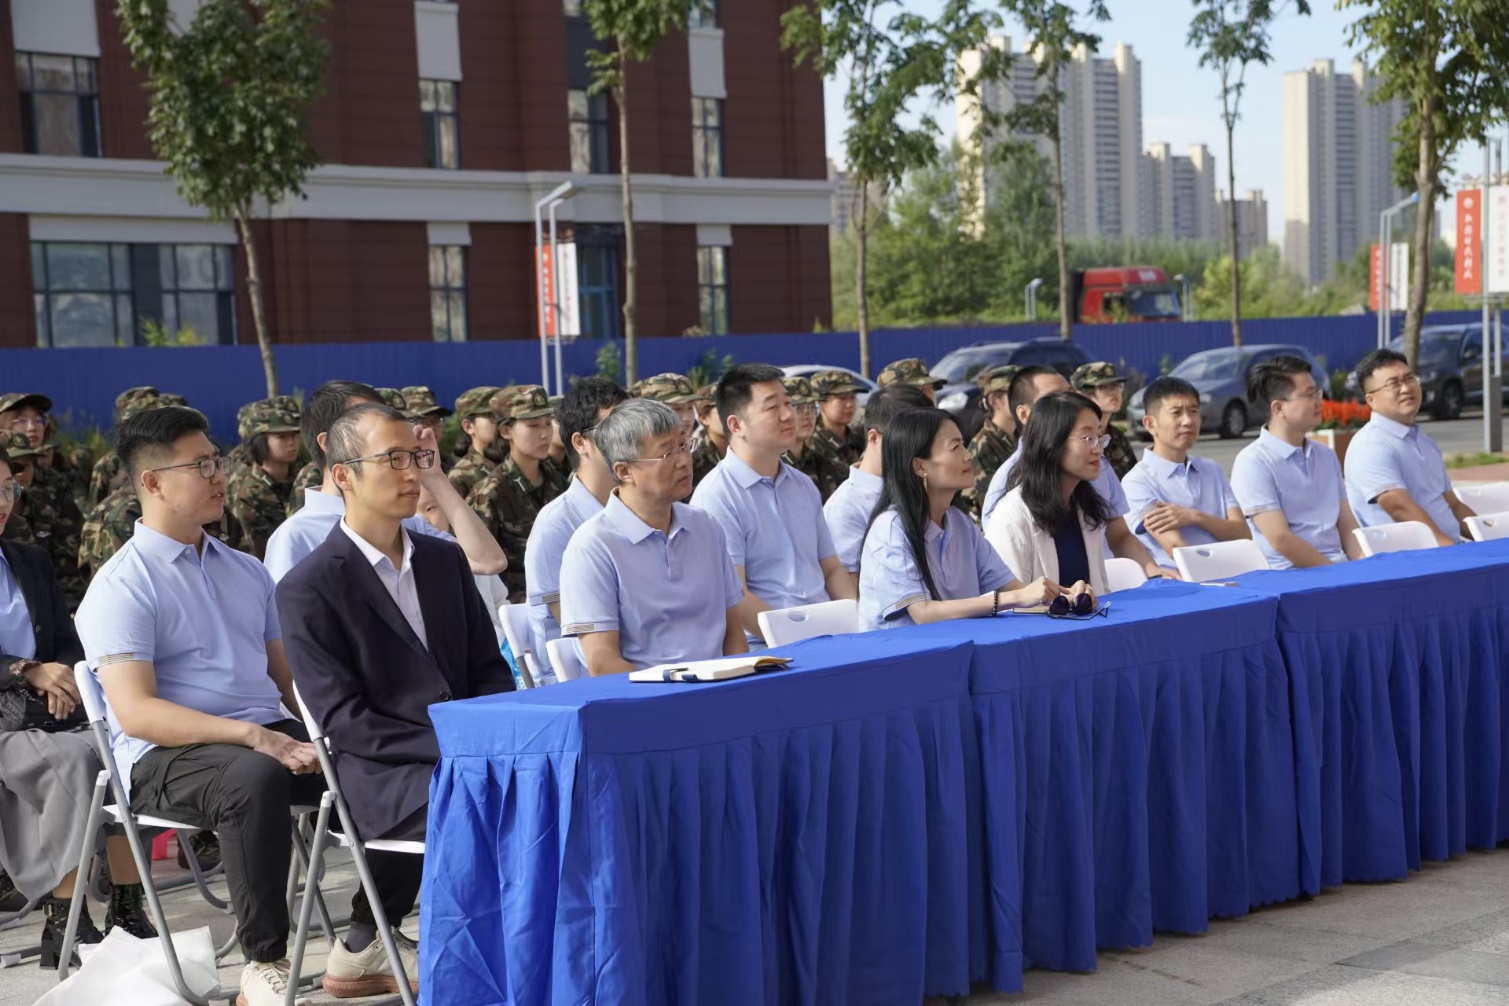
[856,408,1062,631]
[984,392,1116,597]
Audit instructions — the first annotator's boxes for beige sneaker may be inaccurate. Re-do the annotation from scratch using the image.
[236,959,309,1006]
[322,931,419,998]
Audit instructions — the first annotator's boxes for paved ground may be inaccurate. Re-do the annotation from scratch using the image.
[5,843,1509,1004]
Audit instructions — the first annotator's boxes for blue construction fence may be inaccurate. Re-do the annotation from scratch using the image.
[0,310,1483,442]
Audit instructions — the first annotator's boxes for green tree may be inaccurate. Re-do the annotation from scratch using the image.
[1187,0,1309,347]
[1342,0,1509,366]
[784,0,991,375]
[117,0,328,396]
[583,0,703,386]
[981,143,1058,319]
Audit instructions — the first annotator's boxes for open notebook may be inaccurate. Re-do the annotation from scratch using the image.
[629,655,792,683]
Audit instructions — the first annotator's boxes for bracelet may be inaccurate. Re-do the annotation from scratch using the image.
[7,659,37,685]
[991,589,1001,616]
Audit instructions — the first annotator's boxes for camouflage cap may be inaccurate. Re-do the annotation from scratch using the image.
[975,364,1021,398]
[491,384,554,422]
[630,373,700,404]
[113,387,159,419]
[811,370,862,398]
[0,393,53,416]
[694,384,718,412]
[0,431,42,458]
[1070,361,1126,390]
[155,393,189,409]
[782,376,819,405]
[455,386,504,420]
[401,385,451,417]
[238,397,302,442]
[376,388,416,418]
[876,358,946,390]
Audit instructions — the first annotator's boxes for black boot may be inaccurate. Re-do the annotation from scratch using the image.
[177,830,221,872]
[38,895,102,971]
[104,882,158,939]
[0,870,26,913]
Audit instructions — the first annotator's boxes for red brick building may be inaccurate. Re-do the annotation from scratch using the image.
[0,0,832,348]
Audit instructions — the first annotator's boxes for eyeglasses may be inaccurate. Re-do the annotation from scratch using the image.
[1069,434,1112,451]
[336,448,437,471]
[9,415,45,429]
[1048,593,1111,620]
[632,441,692,464]
[1282,387,1325,402]
[1366,372,1420,396]
[0,483,20,503]
[151,457,231,479]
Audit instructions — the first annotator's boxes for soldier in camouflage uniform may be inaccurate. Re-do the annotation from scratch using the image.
[0,429,86,605]
[465,386,570,602]
[0,393,88,508]
[875,358,947,402]
[811,370,866,467]
[779,377,846,501]
[448,386,507,499]
[1071,361,1138,480]
[962,365,1020,520]
[87,388,176,509]
[689,383,725,488]
[630,373,702,441]
[226,397,302,559]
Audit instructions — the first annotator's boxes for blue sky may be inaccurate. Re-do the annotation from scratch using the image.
[821,0,1493,244]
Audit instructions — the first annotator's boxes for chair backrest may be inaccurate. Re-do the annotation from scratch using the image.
[1466,510,1509,542]
[546,637,586,682]
[1456,482,1509,517]
[1103,557,1148,593]
[1353,520,1438,558]
[291,681,328,746]
[756,598,859,647]
[1172,539,1269,582]
[496,601,537,688]
[73,660,107,725]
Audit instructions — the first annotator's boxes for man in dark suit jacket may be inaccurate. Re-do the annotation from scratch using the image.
[276,403,513,999]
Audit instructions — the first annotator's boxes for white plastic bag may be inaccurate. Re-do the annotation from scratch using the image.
[34,926,219,1006]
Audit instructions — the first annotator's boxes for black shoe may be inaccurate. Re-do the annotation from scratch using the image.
[104,883,158,940]
[38,895,102,971]
[176,830,221,872]
[0,870,26,914]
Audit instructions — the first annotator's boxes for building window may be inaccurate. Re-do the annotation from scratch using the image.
[577,241,620,340]
[563,0,583,12]
[692,98,723,178]
[688,0,719,28]
[568,89,611,174]
[16,53,101,157]
[429,245,468,342]
[31,241,237,347]
[420,80,459,169]
[697,246,729,334]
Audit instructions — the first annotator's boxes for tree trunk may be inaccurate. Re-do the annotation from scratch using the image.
[616,44,638,386]
[1403,89,1437,370]
[1051,96,1071,341]
[235,212,279,397]
[856,186,871,378]
[1225,109,1243,347]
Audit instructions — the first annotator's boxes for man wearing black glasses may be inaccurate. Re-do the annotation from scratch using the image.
[276,403,514,999]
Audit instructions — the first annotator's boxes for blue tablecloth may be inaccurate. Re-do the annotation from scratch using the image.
[1237,539,1509,892]
[420,633,979,1006]
[914,579,1300,990]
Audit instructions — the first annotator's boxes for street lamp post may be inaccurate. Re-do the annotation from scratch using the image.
[1174,274,1190,321]
[1025,278,1044,321]
[533,181,574,393]
[547,184,580,397]
[1377,192,1419,350]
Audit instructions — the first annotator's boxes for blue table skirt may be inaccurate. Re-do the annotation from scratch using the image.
[421,634,979,1006]
[1238,540,1509,892]
[914,580,1301,990]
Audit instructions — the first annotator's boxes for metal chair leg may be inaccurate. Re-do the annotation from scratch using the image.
[176,829,231,912]
[290,818,338,944]
[287,797,333,1006]
[334,799,417,1006]
[57,773,107,982]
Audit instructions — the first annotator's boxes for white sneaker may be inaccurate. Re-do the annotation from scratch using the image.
[236,959,309,1006]
[322,931,419,999]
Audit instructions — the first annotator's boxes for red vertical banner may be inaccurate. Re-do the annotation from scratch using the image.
[535,245,558,339]
[1369,243,1383,312]
[1456,189,1482,296]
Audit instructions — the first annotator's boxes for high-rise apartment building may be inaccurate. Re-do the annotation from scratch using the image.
[0,0,830,348]
[1282,58,1407,285]
[1142,143,1217,242]
[1215,189,1271,259]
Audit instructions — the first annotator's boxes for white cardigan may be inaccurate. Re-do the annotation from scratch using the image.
[984,487,1109,596]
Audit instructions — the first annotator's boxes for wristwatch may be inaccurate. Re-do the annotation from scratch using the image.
[7,659,38,685]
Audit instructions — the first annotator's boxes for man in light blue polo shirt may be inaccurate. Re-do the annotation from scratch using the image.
[560,400,746,675]
[263,379,505,581]
[1230,355,1364,568]
[691,364,856,643]
[524,377,627,678]
[1345,348,1475,545]
[823,384,931,571]
[74,406,327,1005]
[1122,376,1250,568]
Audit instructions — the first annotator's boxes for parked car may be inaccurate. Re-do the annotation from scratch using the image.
[1343,325,1499,420]
[932,339,1092,441]
[779,364,876,408]
[1126,344,1328,440]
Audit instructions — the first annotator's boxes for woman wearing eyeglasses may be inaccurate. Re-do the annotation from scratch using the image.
[984,392,1115,599]
[856,408,1064,631]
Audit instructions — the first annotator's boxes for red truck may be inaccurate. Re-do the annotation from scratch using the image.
[1070,266,1183,324]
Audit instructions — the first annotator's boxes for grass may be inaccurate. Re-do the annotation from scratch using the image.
[1445,452,1509,469]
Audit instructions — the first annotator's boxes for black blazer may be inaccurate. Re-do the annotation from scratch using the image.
[0,539,85,731]
[275,524,514,841]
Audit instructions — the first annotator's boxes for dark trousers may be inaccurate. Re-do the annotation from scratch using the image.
[130,719,427,963]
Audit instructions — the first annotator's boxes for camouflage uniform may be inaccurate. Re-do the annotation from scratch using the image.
[86,388,173,509]
[1071,361,1138,481]
[285,461,323,517]
[810,370,866,470]
[689,383,725,488]
[875,357,947,393]
[781,376,847,501]
[79,484,239,580]
[465,386,569,602]
[447,386,505,500]
[0,432,85,604]
[962,365,1021,520]
[226,398,302,559]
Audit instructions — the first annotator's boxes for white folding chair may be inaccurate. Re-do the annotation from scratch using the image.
[1353,520,1439,557]
[1103,557,1148,593]
[496,601,542,688]
[1172,539,1269,582]
[287,684,421,1006]
[546,636,587,681]
[1465,510,1509,542]
[1455,482,1509,516]
[756,599,859,647]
